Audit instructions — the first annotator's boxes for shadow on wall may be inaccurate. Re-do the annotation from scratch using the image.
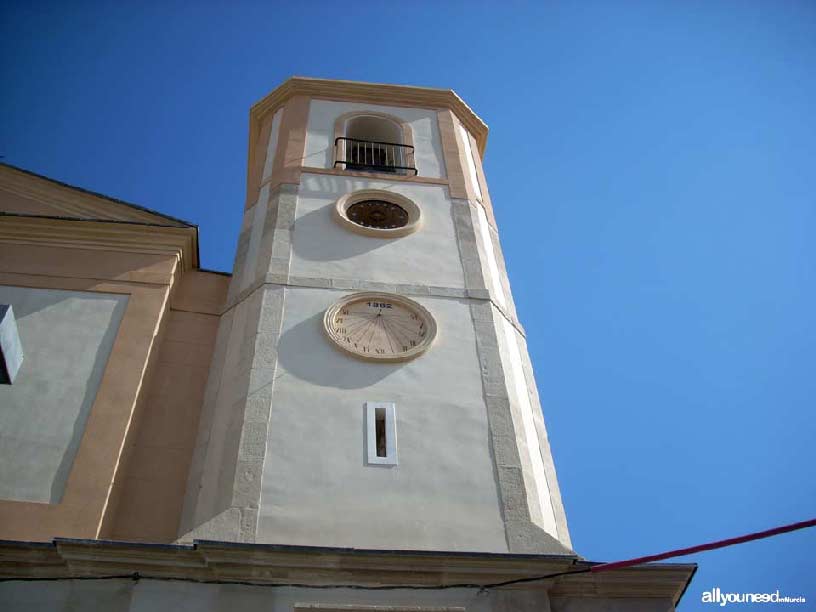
[0,286,128,504]
[276,311,399,389]
[10,288,78,318]
[299,174,406,198]
[51,294,126,503]
[297,145,329,169]
[290,205,407,263]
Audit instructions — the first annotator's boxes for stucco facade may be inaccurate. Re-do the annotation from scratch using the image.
[0,163,226,542]
[0,286,128,503]
[0,78,695,610]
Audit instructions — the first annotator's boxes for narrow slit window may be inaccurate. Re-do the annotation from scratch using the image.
[366,402,397,465]
[375,407,387,457]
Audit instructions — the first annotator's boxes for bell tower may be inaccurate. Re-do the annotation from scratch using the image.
[179,78,572,555]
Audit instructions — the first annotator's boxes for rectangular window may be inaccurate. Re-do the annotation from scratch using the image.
[366,402,397,465]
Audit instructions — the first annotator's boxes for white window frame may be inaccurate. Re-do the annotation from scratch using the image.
[366,401,397,465]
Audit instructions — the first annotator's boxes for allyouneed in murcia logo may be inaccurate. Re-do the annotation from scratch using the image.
[701,587,807,606]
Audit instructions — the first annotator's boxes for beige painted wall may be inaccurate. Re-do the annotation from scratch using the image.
[108,272,228,542]
[0,165,205,541]
[0,259,172,541]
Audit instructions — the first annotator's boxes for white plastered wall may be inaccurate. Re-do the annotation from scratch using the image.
[457,122,483,201]
[471,202,506,308]
[257,286,508,552]
[496,315,558,539]
[304,100,446,178]
[290,174,465,288]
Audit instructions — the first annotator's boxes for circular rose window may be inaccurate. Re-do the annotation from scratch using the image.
[334,190,421,237]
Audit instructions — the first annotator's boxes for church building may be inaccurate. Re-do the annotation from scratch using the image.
[0,77,695,610]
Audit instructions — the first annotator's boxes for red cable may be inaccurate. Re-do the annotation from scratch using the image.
[590,517,816,573]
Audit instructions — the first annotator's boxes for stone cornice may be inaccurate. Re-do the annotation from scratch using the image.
[251,77,488,153]
[0,214,199,272]
[0,539,696,605]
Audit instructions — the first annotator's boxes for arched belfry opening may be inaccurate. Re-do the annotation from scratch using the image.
[335,113,417,175]
[346,115,402,144]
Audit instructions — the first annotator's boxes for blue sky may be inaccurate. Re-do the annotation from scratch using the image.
[2,1,814,608]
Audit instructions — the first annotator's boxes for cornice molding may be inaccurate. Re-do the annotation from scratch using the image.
[0,539,695,605]
[0,164,192,228]
[251,77,488,153]
[0,215,198,271]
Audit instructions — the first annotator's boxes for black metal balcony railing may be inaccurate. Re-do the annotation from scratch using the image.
[334,137,418,175]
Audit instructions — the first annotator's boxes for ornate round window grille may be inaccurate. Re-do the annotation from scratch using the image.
[346,200,409,230]
[334,190,422,238]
